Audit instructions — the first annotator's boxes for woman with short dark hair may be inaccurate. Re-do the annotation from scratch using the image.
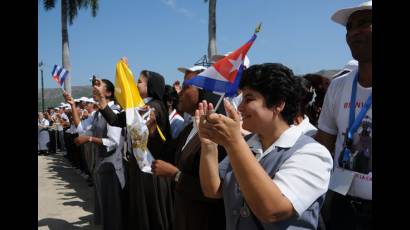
[196,63,333,230]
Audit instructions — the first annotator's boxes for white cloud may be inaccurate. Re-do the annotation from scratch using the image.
[161,0,176,8]
[160,0,195,18]
[179,8,193,17]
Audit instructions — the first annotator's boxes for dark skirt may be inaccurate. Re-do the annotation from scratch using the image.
[125,154,174,230]
[94,162,124,230]
[48,130,57,153]
[174,191,225,230]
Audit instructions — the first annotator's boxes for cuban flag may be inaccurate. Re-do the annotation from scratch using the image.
[184,34,257,97]
[51,64,69,86]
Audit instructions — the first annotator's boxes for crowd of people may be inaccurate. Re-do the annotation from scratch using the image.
[38,1,371,230]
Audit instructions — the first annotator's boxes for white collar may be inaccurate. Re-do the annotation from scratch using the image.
[247,126,302,160]
[169,109,177,120]
[144,97,153,104]
[297,115,311,130]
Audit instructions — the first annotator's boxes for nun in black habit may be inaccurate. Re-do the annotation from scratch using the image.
[94,70,174,230]
[151,86,227,230]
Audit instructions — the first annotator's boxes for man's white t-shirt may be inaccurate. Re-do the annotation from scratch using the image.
[318,69,372,200]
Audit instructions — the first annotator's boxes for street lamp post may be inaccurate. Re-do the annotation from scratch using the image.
[39,61,45,112]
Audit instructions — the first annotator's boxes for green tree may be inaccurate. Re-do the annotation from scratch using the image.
[204,0,217,61]
[42,0,98,94]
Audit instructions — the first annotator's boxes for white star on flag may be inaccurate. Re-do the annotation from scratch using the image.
[228,53,243,73]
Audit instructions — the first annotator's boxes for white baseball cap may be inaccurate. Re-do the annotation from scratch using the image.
[177,65,207,74]
[210,52,250,68]
[87,97,96,104]
[331,1,372,26]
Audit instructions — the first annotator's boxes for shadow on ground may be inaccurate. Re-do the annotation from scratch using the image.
[39,153,96,229]
[38,215,101,230]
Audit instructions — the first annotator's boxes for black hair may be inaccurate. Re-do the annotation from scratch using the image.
[163,85,179,110]
[101,79,115,101]
[295,76,314,116]
[239,63,299,125]
[301,73,330,127]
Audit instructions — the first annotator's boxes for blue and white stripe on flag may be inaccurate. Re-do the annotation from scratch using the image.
[52,64,69,86]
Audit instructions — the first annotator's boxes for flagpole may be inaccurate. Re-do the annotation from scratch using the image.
[60,85,65,92]
[58,83,65,93]
[213,93,225,112]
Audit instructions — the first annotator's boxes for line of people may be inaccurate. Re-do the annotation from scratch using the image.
[38,1,371,229]
[38,97,98,185]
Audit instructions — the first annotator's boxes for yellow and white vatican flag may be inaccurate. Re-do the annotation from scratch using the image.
[114,58,154,173]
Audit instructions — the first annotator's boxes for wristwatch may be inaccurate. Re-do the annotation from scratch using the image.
[174,170,182,183]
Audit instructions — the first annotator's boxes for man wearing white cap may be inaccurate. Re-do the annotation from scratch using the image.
[177,64,208,128]
[177,65,207,82]
[315,1,372,229]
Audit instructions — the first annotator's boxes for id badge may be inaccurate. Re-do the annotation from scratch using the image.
[329,167,355,195]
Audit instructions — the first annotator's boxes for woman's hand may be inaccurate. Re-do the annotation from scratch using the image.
[145,106,158,136]
[63,92,74,106]
[74,135,90,146]
[93,79,106,108]
[195,100,216,146]
[121,56,128,66]
[198,99,242,148]
[151,160,179,177]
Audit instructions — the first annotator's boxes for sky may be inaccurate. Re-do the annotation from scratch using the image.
[38,0,360,89]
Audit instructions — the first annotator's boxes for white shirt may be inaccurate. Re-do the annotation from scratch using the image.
[56,113,69,131]
[294,115,318,137]
[76,110,96,135]
[246,126,333,215]
[181,116,196,151]
[38,118,49,128]
[318,69,372,200]
[76,102,120,152]
[169,109,185,139]
[83,101,124,188]
[65,124,76,134]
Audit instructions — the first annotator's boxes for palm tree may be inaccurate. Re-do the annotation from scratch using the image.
[43,0,98,94]
[204,0,217,62]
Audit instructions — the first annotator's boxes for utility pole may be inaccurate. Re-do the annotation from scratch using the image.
[39,61,45,112]
[194,55,211,67]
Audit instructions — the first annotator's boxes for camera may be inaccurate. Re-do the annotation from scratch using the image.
[92,75,97,86]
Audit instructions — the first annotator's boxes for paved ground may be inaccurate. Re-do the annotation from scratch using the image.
[38,153,101,230]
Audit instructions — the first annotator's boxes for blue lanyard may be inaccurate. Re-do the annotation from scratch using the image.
[342,73,372,163]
